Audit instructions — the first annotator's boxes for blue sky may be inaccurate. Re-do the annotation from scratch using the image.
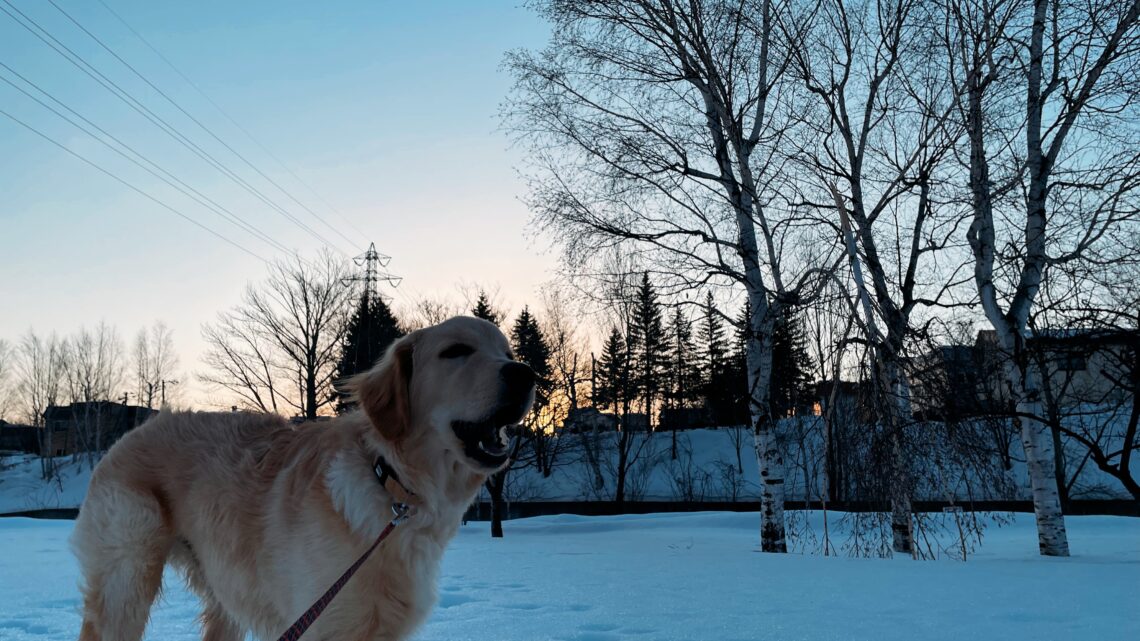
[0,1,554,405]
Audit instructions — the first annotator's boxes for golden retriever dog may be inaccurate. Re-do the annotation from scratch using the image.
[71,316,535,641]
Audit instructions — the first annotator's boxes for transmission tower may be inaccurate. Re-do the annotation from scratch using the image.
[341,242,402,302]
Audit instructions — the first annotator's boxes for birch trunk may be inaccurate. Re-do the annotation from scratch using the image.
[1002,338,1070,555]
[968,184,1071,555]
[832,186,915,555]
[964,43,1070,556]
[881,357,914,556]
[746,292,786,553]
[506,0,826,553]
[962,97,1067,552]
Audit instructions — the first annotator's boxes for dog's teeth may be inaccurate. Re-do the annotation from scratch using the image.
[477,440,505,455]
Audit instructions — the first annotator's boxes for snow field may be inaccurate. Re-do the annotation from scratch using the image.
[0,511,1136,641]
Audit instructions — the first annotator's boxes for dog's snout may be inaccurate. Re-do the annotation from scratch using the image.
[501,361,536,396]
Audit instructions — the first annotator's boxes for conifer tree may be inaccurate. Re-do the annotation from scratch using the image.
[487,306,553,538]
[732,303,813,420]
[770,309,813,418]
[334,292,403,413]
[510,306,552,410]
[630,273,665,424]
[665,306,699,410]
[699,292,734,424]
[471,290,503,327]
[729,302,752,424]
[664,305,700,457]
[594,327,627,413]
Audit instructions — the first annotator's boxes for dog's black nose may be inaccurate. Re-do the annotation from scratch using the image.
[501,361,536,397]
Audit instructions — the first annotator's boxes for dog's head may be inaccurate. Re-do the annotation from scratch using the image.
[346,316,536,473]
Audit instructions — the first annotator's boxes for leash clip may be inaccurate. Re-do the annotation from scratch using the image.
[391,502,412,523]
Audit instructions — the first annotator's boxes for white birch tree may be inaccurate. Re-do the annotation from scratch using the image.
[506,0,841,553]
[946,0,1140,555]
[787,0,971,555]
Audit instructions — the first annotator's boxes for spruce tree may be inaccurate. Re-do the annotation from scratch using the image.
[731,302,813,419]
[471,290,503,326]
[770,308,813,418]
[334,291,403,413]
[699,292,733,423]
[729,301,752,424]
[663,305,700,456]
[486,307,552,539]
[509,306,552,410]
[595,326,627,412]
[630,273,665,424]
[665,306,700,410]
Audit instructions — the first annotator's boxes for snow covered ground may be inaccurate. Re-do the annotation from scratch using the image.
[1,511,1136,641]
[0,455,92,514]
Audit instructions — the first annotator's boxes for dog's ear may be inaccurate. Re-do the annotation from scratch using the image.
[345,334,415,442]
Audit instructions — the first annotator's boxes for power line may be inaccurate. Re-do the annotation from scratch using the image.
[0,60,293,256]
[2,0,408,296]
[93,0,373,248]
[79,3,419,301]
[0,0,345,254]
[49,0,365,252]
[0,58,356,282]
[87,1,416,302]
[0,106,266,263]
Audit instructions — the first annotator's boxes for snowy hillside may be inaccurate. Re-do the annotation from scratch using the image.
[1,512,1136,641]
[0,455,91,514]
[496,422,1137,503]
[2,417,1137,514]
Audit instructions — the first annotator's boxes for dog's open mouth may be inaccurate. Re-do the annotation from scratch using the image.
[451,415,517,469]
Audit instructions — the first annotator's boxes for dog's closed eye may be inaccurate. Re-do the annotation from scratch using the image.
[439,344,475,359]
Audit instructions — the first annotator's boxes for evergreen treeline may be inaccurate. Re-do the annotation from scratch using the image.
[333,280,814,430]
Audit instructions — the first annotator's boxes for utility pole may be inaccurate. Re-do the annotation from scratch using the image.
[590,352,597,409]
[160,379,179,406]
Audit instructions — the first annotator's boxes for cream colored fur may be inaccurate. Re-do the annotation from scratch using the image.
[71,316,532,641]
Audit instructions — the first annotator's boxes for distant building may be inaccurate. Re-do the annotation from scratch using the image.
[562,408,654,433]
[910,328,1136,419]
[657,407,711,431]
[910,344,993,420]
[562,407,618,434]
[0,420,39,455]
[1008,328,1136,408]
[41,401,158,457]
[811,379,875,423]
[620,412,650,432]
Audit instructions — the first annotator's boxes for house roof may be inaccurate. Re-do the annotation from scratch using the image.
[42,401,157,424]
[977,327,1138,345]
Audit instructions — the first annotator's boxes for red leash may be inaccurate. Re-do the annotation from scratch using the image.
[274,501,411,641]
